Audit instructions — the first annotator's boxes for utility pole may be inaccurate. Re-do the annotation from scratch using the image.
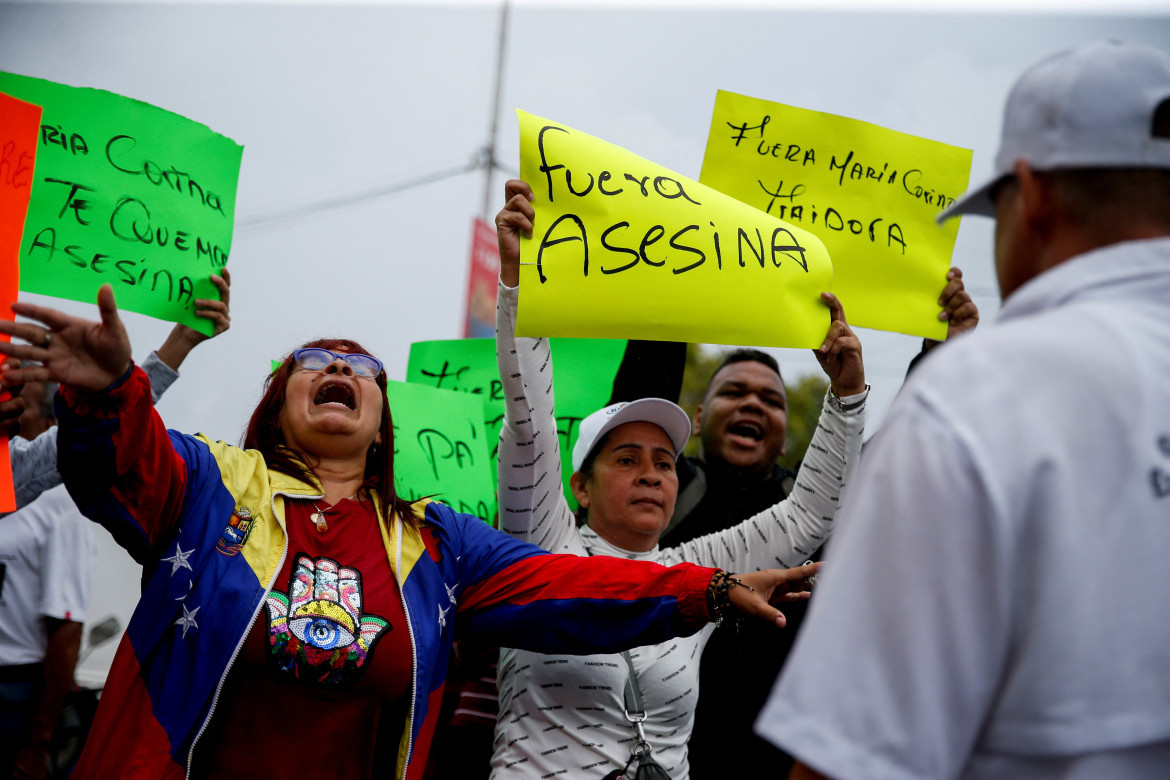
[481,0,510,220]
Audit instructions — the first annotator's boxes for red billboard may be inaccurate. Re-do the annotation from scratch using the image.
[463,217,500,338]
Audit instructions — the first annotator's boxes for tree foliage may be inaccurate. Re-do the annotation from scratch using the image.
[677,343,827,472]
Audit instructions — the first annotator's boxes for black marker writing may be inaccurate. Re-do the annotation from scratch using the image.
[105,134,226,217]
[44,178,96,225]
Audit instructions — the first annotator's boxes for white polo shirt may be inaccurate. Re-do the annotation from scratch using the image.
[757,237,1170,778]
[0,486,96,665]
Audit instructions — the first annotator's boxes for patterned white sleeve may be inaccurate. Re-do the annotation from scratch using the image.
[141,350,180,405]
[663,392,866,571]
[12,428,60,510]
[11,350,180,509]
[495,281,581,554]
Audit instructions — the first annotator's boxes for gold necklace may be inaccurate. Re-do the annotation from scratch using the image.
[309,493,358,533]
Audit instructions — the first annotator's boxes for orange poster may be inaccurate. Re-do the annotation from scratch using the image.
[0,91,42,511]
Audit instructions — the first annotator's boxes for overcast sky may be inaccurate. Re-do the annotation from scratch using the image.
[4,1,1169,439]
[4,0,1169,680]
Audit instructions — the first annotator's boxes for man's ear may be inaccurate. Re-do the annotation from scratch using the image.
[569,471,591,509]
[1015,159,1055,230]
[692,405,703,435]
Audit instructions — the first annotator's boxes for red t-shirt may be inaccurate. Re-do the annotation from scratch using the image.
[198,494,412,778]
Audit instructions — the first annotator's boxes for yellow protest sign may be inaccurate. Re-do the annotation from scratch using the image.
[700,91,972,339]
[516,110,834,349]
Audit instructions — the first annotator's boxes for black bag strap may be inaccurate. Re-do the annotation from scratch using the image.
[620,650,644,718]
[585,546,668,778]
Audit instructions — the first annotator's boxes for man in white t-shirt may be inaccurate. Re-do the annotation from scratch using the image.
[757,41,1170,779]
[0,486,95,778]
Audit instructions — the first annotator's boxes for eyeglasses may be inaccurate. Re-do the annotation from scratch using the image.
[292,348,383,378]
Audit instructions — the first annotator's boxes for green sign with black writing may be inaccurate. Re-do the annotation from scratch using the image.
[406,337,627,511]
[0,72,242,335]
[387,379,496,524]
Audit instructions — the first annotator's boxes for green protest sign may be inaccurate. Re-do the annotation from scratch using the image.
[387,379,496,524]
[406,337,627,510]
[0,72,243,335]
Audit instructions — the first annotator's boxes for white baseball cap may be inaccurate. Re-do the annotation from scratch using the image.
[571,398,692,473]
[939,40,1170,221]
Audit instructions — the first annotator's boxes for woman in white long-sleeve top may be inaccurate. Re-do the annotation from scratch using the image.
[490,179,869,779]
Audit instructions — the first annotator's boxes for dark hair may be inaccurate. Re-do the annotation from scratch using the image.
[19,362,57,421]
[1042,96,1170,231]
[1152,95,1170,140]
[1046,167,1170,232]
[242,338,414,527]
[575,429,612,484]
[704,348,784,396]
[39,381,58,419]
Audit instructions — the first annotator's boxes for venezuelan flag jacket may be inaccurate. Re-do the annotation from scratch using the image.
[56,366,717,779]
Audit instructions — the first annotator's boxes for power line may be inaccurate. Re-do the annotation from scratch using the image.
[235,153,512,236]
[238,5,516,239]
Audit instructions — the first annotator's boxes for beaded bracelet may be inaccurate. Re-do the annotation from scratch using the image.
[706,570,754,628]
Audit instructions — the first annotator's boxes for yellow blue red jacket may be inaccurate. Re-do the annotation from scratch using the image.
[56,365,716,779]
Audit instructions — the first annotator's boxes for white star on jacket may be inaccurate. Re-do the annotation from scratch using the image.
[444,582,458,604]
[161,544,194,576]
[437,604,449,630]
[176,604,200,639]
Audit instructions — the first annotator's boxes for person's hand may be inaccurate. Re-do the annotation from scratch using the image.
[156,269,232,371]
[0,284,132,393]
[190,269,232,340]
[11,742,48,780]
[814,292,866,397]
[937,266,979,340]
[922,267,980,353]
[0,357,26,439]
[728,562,822,628]
[495,179,535,288]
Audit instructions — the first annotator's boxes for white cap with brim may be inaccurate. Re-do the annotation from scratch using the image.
[939,40,1170,222]
[571,398,692,473]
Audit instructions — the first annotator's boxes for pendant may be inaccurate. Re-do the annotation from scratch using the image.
[311,511,328,533]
